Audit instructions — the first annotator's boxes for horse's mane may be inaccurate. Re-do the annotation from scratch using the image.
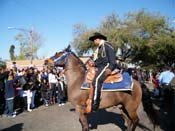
[70,51,87,70]
[62,45,87,70]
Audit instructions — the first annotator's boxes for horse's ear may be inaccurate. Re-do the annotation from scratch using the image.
[65,45,71,52]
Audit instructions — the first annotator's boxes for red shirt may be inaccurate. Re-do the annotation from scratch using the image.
[152,77,159,88]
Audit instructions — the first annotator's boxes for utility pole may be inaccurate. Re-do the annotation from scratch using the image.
[29,28,34,64]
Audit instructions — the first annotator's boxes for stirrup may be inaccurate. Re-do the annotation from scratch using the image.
[86,99,92,113]
[86,84,94,113]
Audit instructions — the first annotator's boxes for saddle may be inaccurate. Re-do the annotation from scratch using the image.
[85,67,123,84]
[85,66,122,113]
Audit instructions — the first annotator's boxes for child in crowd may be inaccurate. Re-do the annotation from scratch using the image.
[3,69,21,118]
[41,79,49,106]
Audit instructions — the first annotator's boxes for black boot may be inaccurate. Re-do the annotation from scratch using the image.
[92,101,100,111]
[92,91,101,111]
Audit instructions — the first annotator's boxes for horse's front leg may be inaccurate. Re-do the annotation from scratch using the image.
[76,105,89,131]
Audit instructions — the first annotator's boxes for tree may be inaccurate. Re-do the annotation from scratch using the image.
[15,33,28,60]
[29,29,44,59]
[71,23,93,55]
[71,10,175,69]
[123,10,175,67]
[14,28,44,60]
[9,45,15,60]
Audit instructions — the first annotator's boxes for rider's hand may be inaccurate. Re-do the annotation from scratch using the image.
[105,68,112,75]
[88,60,95,67]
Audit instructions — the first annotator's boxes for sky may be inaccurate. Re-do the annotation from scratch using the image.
[0,0,175,60]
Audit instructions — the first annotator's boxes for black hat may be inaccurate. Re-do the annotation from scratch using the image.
[89,32,107,41]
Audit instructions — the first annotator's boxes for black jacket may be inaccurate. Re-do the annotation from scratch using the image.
[0,71,9,90]
[95,42,116,71]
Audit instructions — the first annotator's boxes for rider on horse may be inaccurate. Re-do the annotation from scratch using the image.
[89,32,120,111]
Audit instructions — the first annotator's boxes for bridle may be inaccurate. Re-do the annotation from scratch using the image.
[54,51,71,67]
[52,51,86,71]
[50,55,58,61]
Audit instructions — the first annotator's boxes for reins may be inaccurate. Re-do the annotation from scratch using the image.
[63,64,85,73]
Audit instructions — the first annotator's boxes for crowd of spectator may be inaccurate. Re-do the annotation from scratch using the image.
[129,65,175,128]
[1,61,175,127]
[0,64,67,118]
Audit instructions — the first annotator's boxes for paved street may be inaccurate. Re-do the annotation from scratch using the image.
[0,101,166,131]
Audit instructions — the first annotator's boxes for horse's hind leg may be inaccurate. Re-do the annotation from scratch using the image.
[127,109,139,131]
[118,105,130,127]
[119,105,139,131]
[76,105,89,131]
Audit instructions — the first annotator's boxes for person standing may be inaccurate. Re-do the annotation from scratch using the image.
[151,72,161,98]
[88,32,119,111]
[3,69,21,118]
[0,68,9,114]
[159,66,174,87]
[158,66,175,115]
[48,68,58,105]
[25,68,35,111]
[30,68,39,109]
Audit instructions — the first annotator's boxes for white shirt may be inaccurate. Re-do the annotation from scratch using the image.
[48,73,57,84]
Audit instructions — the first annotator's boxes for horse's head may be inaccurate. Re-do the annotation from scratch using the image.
[54,51,72,67]
[44,52,57,68]
[44,45,72,68]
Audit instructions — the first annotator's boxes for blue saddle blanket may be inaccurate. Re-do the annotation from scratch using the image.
[81,72,133,91]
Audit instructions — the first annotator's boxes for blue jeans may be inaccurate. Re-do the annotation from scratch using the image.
[4,99,14,116]
[31,90,36,108]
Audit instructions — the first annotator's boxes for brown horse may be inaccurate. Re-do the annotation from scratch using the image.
[44,45,158,131]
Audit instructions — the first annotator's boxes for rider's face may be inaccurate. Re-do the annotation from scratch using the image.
[94,38,100,46]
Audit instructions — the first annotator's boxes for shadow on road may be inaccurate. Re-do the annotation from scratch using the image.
[87,109,126,130]
[1,123,24,131]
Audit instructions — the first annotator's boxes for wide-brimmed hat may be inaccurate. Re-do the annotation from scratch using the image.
[89,32,107,41]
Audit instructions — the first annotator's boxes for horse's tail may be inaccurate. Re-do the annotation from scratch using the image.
[141,83,159,126]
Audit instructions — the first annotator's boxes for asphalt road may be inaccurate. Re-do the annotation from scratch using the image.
[0,101,166,131]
